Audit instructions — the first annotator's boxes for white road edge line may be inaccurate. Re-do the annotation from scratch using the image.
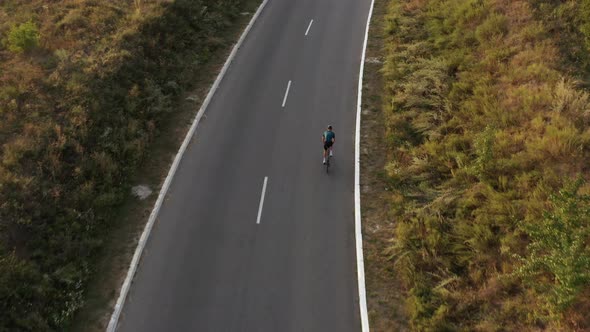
[282,80,292,108]
[256,177,269,224]
[355,0,375,330]
[305,19,314,36]
[106,0,270,331]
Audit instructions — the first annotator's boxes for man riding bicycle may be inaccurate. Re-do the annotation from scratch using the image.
[322,125,335,164]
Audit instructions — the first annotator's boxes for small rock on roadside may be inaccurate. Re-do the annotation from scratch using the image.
[132,185,152,200]
[240,12,250,16]
[186,95,200,103]
[369,224,381,234]
[365,57,382,64]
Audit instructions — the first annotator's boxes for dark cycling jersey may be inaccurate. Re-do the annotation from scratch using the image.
[323,130,335,143]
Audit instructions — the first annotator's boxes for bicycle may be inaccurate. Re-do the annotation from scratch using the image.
[322,125,335,174]
[325,148,333,173]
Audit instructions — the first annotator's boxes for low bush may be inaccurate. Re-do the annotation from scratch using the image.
[6,20,39,53]
[516,179,590,318]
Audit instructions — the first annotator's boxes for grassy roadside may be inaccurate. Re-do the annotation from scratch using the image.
[69,1,262,331]
[364,0,590,330]
[360,0,408,330]
[0,0,262,330]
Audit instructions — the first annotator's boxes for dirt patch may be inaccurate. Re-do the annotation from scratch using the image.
[361,0,409,330]
[68,1,262,331]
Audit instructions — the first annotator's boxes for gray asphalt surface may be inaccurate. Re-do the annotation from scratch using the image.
[117,0,371,330]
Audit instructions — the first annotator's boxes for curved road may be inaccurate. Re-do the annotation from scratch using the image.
[117,0,371,330]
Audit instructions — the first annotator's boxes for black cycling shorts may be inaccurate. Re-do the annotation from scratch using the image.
[324,141,333,150]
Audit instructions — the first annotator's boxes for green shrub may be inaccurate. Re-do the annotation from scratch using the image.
[516,179,590,316]
[6,20,39,53]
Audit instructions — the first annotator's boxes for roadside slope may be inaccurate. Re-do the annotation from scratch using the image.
[0,0,260,330]
[365,0,590,330]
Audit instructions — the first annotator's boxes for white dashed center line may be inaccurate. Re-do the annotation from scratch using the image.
[305,19,314,36]
[282,80,292,108]
[256,177,268,224]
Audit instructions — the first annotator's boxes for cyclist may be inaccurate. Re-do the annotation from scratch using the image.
[322,125,335,164]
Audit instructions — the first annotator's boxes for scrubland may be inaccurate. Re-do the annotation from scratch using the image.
[371,0,590,330]
[0,0,252,329]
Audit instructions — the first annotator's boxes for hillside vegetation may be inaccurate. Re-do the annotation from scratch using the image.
[0,0,251,330]
[381,0,590,330]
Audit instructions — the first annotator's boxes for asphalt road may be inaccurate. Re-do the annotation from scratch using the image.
[117,0,371,330]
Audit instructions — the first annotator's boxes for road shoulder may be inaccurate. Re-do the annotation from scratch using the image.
[360,0,409,330]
